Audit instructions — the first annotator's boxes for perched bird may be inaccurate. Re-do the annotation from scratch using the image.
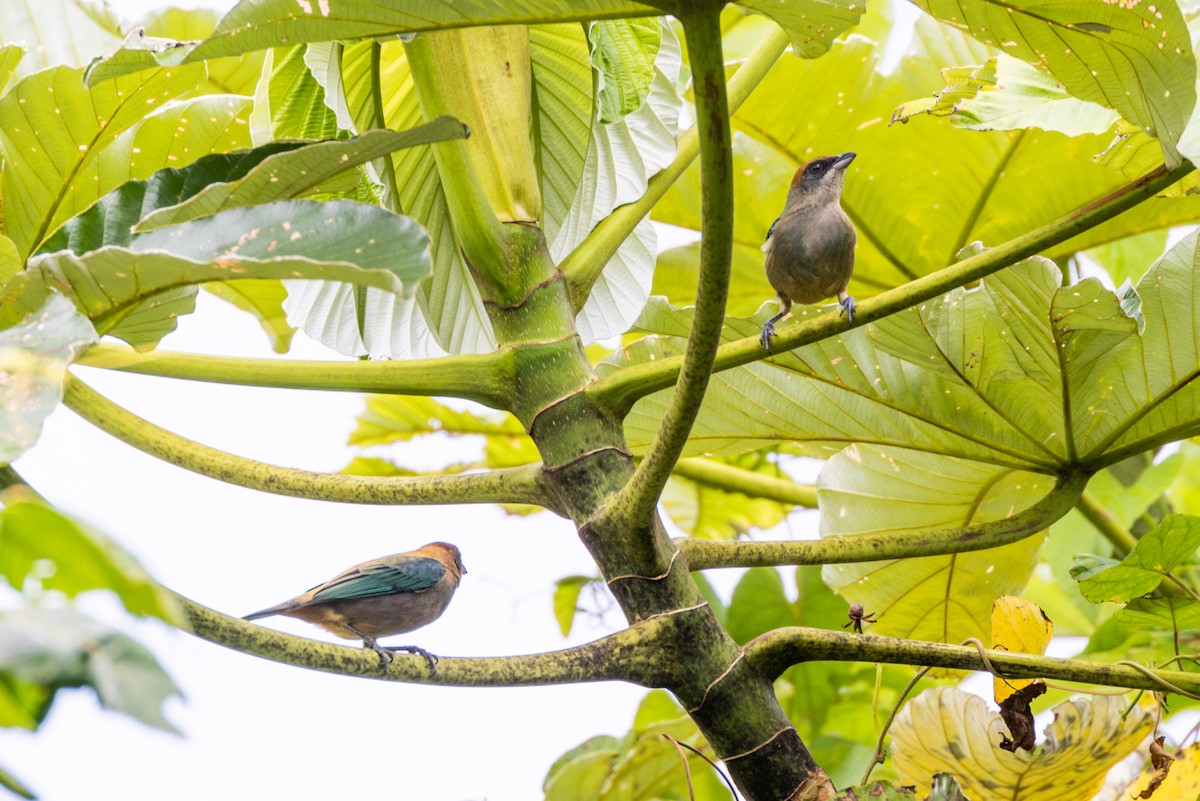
[760,152,858,353]
[243,542,465,671]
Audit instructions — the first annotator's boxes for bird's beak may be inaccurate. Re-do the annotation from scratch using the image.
[833,152,856,170]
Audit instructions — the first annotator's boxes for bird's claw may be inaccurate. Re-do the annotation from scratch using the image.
[839,295,857,323]
[760,321,776,354]
[385,645,440,675]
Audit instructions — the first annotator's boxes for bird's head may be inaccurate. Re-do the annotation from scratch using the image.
[787,152,855,207]
[422,542,467,577]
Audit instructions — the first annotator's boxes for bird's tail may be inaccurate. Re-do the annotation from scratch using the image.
[242,603,293,621]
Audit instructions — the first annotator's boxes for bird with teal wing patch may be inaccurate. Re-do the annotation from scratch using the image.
[243,542,465,672]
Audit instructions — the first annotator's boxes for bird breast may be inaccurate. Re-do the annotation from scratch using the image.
[764,204,856,304]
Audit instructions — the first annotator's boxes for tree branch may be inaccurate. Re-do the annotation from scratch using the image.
[671,457,816,508]
[1075,490,1139,556]
[605,9,733,530]
[746,626,1200,696]
[677,468,1088,568]
[62,375,558,511]
[562,25,791,311]
[589,162,1196,416]
[76,344,515,410]
[179,593,668,686]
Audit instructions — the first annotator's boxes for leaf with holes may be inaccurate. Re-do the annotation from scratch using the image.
[892,687,1152,799]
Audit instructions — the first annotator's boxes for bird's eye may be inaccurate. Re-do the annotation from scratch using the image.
[809,163,824,174]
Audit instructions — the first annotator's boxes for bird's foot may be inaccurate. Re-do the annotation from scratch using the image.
[363,638,394,670]
[759,321,777,354]
[838,294,857,323]
[385,645,440,675]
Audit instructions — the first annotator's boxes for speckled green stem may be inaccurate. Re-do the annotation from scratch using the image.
[180,593,673,686]
[62,375,556,510]
[746,626,1200,696]
[679,468,1087,569]
[76,343,514,410]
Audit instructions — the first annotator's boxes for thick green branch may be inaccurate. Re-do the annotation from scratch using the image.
[76,344,514,410]
[678,468,1088,568]
[1075,490,1139,556]
[606,10,733,529]
[562,25,791,310]
[590,162,1196,415]
[62,375,557,510]
[672,457,816,507]
[180,593,668,686]
[746,626,1200,696]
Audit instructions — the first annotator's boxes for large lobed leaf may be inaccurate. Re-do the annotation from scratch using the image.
[0,62,252,258]
[2,201,431,351]
[891,687,1151,800]
[653,18,1200,311]
[820,448,1049,644]
[910,0,1196,166]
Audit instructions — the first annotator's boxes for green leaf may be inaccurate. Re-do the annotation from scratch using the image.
[0,1,122,79]
[544,735,623,801]
[135,119,468,231]
[0,62,216,258]
[0,500,182,623]
[553,576,598,637]
[191,2,665,60]
[894,54,1119,136]
[0,607,182,733]
[556,20,683,344]
[737,0,864,59]
[41,141,308,255]
[1113,596,1200,632]
[0,45,25,95]
[726,567,795,644]
[0,294,97,463]
[655,22,1200,306]
[254,45,342,142]
[591,19,659,124]
[911,0,1196,166]
[350,395,529,447]
[820,448,1050,644]
[203,281,295,354]
[1084,229,1168,287]
[1072,514,1200,602]
[3,201,429,351]
[137,7,265,96]
[84,29,199,85]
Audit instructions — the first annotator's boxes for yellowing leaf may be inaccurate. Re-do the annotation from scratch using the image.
[1130,742,1200,801]
[991,596,1053,703]
[892,687,1151,801]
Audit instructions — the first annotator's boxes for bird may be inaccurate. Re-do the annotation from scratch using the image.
[760,151,858,353]
[242,542,465,671]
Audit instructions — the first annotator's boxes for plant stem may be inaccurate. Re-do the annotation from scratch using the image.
[745,627,1200,696]
[590,162,1196,416]
[678,468,1087,568]
[1075,490,1139,556]
[75,343,514,409]
[607,6,734,531]
[62,375,556,510]
[562,25,791,310]
[181,592,668,686]
[672,457,817,507]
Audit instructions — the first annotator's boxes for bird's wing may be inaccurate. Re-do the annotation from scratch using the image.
[312,556,446,601]
[761,216,779,253]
